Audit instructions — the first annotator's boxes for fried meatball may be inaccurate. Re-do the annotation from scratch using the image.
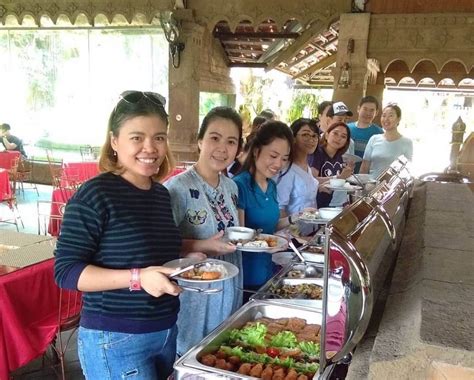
[237,363,252,375]
[250,363,264,377]
[284,368,298,380]
[200,354,216,367]
[215,358,228,370]
[261,364,274,380]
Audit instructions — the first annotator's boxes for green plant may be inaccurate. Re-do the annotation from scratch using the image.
[287,91,321,122]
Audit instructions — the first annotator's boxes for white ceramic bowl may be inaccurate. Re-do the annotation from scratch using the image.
[318,207,343,220]
[226,226,255,241]
[329,178,345,188]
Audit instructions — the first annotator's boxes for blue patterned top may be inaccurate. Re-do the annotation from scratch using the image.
[164,167,243,355]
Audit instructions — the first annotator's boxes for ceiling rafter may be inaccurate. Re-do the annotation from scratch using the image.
[265,19,326,71]
[293,54,337,79]
[213,31,299,39]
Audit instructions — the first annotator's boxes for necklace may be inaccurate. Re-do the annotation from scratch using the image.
[190,168,235,231]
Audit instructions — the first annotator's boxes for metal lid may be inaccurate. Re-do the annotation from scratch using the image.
[319,178,410,375]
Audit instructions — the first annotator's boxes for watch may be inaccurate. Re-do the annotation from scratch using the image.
[129,268,141,291]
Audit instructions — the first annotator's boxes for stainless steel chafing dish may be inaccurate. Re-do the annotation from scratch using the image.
[174,300,323,379]
[175,157,414,379]
[250,262,324,308]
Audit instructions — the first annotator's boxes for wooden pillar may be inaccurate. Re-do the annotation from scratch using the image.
[168,21,204,162]
[332,13,373,119]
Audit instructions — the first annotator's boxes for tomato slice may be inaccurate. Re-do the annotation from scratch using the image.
[266,347,280,357]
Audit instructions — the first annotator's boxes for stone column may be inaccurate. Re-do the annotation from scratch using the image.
[332,13,373,117]
[168,21,204,162]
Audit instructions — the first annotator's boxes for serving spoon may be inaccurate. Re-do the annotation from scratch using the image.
[288,240,319,277]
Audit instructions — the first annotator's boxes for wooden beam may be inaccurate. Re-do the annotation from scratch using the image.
[225,48,264,55]
[287,49,326,69]
[214,31,299,39]
[293,54,337,79]
[222,40,271,47]
[228,63,267,68]
[265,20,326,72]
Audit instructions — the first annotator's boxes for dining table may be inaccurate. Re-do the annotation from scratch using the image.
[61,161,99,186]
[0,151,21,170]
[0,168,11,201]
[0,235,65,379]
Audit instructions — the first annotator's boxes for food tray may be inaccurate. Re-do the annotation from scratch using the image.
[174,300,322,380]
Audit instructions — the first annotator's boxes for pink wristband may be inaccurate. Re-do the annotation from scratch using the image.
[129,268,141,291]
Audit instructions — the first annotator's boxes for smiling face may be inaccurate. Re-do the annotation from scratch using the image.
[326,125,349,151]
[357,102,378,125]
[380,106,400,131]
[111,115,168,189]
[197,117,240,174]
[295,125,319,154]
[254,137,291,179]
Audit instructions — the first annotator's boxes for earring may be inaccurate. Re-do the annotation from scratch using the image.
[113,150,117,156]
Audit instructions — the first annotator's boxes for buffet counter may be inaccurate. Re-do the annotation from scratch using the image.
[175,156,414,379]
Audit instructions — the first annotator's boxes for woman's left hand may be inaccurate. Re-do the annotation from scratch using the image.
[184,251,207,260]
[205,231,237,256]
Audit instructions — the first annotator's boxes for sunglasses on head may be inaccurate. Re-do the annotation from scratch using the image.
[119,90,167,108]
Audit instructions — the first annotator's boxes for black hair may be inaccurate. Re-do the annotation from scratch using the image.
[317,101,333,116]
[320,121,351,155]
[197,106,243,151]
[1,123,11,131]
[259,109,276,120]
[384,103,402,119]
[359,95,379,110]
[289,118,320,136]
[242,120,294,175]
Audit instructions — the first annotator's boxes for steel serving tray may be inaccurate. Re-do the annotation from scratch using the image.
[174,300,323,380]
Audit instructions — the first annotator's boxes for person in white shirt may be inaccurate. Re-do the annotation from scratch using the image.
[276,118,319,216]
[360,103,413,177]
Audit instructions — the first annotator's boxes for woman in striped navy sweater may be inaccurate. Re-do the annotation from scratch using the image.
[55,91,185,379]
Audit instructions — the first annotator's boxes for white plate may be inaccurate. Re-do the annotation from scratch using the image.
[236,233,288,253]
[342,153,363,163]
[347,174,374,184]
[163,258,239,283]
[326,184,363,192]
[298,215,331,224]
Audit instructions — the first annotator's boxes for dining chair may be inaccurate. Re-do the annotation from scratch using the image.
[46,150,81,199]
[42,288,82,380]
[0,157,24,231]
[37,200,66,236]
[16,157,39,196]
[79,145,94,161]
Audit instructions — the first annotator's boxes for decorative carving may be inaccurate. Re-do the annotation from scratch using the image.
[368,13,474,74]
[0,0,172,25]
[197,0,350,31]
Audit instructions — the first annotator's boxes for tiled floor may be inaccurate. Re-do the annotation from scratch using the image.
[1,184,85,379]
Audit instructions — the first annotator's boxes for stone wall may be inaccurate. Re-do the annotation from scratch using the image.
[348,182,474,379]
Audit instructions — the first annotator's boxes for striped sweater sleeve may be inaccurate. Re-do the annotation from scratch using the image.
[54,199,102,289]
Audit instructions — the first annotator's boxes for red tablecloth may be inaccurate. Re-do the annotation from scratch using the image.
[0,151,20,170]
[0,169,11,201]
[0,259,61,379]
[61,161,99,185]
[48,188,75,236]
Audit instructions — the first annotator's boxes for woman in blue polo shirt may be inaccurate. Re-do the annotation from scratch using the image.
[233,121,294,289]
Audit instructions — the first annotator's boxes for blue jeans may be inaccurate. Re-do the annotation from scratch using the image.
[77,325,178,380]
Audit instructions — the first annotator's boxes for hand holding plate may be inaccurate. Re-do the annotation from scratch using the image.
[140,266,182,297]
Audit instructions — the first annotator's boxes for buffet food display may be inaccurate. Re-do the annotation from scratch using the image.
[175,156,414,379]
